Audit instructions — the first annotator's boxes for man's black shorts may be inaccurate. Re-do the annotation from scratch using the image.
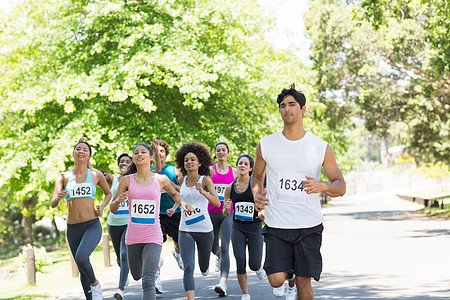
[160,212,181,243]
[262,224,323,281]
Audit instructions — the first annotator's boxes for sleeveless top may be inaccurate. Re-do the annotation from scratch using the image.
[107,177,129,226]
[179,176,213,233]
[65,169,96,201]
[230,178,261,224]
[125,174,163,246]
[208,165,234,213]
[260,131,327,229]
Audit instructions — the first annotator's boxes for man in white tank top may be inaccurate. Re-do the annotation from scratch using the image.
[252,84,346,300]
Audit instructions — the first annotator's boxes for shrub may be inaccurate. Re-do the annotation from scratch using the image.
[18,244,52,273]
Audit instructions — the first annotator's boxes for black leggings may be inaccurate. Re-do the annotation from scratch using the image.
[67,218,102,300]
[231,221,263,275]
[107,224,129,289]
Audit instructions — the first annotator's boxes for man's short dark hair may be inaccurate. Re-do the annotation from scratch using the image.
[276,84,306,108]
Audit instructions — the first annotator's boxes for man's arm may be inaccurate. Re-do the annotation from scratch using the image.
[304,144,346,197]
[251,143,268,209]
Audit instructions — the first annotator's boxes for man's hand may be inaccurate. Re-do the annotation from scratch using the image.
[303,175,324,194]
[255,188,269,211]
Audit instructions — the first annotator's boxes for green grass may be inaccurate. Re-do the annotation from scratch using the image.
[0,238,175,299]
[420,203,450,218]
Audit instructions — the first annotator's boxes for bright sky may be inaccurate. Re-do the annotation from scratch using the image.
[0,0,310,62]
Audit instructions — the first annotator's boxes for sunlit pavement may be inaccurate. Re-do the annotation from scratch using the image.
[61,191,450,299]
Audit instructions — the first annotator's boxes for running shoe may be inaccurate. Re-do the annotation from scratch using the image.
[215,256,221,272]
[241,294,251,300]
[113,289,124,300]
[201,267,209,276]
[90,282,103,300]
[285,286,297,300]
[214,281,227,297]
[172,249,184,270]
[255,268,267,280]
[272,281,286,298]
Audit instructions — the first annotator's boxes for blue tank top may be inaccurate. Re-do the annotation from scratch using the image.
[64,169,96,201]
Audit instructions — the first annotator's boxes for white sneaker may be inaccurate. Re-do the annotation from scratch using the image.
[241,294,251,300]
[201,267,209,276]
[155,258,163,294]
[255,268,267,280]
[90,283,103,300]
[214,281,227,297]
[113,289,124,300]
[172,249,184,270]
[272,281,286,298]
[215,256,221,272]
[285,286,297,300]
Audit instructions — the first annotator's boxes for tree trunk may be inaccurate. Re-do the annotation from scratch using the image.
[51,216,60,240]
[22,196,38,244]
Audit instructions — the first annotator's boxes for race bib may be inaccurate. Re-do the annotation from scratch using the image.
[113,200,129,215]
[234,202,254,221]
[277,171,308,204]
[184,206,205,226]
[69,183,93,198]
[130,199,156,225]
[215,184,228,200]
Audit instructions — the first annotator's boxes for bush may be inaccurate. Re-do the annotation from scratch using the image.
[18,244,52,273]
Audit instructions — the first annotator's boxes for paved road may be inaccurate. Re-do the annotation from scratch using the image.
[61,192,450,299]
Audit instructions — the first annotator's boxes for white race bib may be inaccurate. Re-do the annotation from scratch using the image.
[277,171,307,204]
[234,202,255,221]
[69,183,93,198]
[113,200,129,215]
[184,206,205,226]
[215,184,228,200]
[130,199,157,225]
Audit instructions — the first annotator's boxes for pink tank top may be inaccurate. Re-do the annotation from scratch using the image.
[208,165,235,213]
[125,174,163,246]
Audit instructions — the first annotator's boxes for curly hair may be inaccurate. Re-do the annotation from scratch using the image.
[175,142,213,176]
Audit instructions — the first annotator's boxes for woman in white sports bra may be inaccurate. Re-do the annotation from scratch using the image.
[50,141,112,300]
[167,142,220,300]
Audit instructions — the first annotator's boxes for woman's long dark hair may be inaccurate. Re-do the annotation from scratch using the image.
[124,142,154,176]
[236,154,254,176]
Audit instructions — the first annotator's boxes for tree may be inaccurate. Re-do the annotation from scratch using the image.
[1,0,323,243]
[304,0,449,165]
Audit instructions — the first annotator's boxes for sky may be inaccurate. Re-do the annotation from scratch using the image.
[0,0,311,62]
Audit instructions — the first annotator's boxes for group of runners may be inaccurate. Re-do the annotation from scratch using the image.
[51,84,346,300]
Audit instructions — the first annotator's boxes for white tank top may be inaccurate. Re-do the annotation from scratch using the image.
[179,176,213,233]
[260,131,327,229]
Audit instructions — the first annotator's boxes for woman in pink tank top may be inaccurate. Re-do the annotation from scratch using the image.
[208,142,238,296]
[110,141,190,300]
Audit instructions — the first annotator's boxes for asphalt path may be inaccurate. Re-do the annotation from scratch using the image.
[61,192,450,299]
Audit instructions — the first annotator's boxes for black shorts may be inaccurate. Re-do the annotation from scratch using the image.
[262,224,323,281]
[160,212,181,243]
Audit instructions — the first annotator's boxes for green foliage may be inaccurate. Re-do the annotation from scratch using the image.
[18,244,52,273]
[305,0,449,165]
[412,162,450,179]
[0,0,321,224]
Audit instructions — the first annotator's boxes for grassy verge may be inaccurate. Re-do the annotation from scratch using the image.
[0,238,175,299]
[419,203,450,219]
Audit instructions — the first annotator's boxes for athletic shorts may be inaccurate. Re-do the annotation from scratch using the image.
[262,224,323,281]
[160,212,181,243]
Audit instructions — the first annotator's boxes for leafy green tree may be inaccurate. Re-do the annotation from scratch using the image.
[2,0,338,243]
[305,0,449,165]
